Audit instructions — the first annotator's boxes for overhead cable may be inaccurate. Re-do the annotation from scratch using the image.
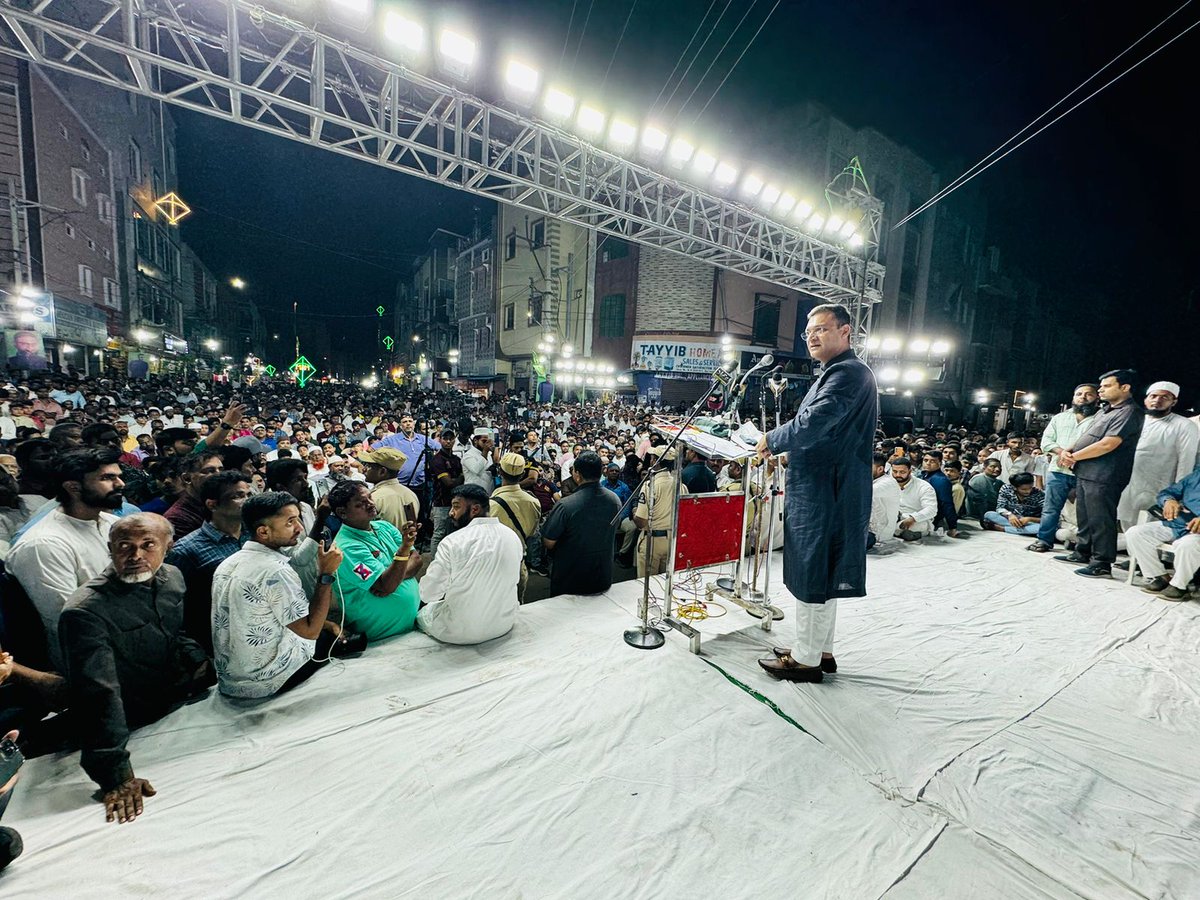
[893,2,1197,229]
[686,0,782,126]
[648,0,722,115]
[661,0,739,119]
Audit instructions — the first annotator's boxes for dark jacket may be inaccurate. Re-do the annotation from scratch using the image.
[58,564,212,791]
[766,348,877,604]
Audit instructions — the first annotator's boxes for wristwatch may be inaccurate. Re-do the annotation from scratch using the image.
[317,573,334,585]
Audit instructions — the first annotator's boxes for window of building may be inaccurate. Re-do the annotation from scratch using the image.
[506,232,517,260]
[65,223,75,239]
[152,168,162,200]
[752,294,782,346]
[503,303,515,330]
[103,247,111,260]
[78,264,94,297]
[71,168,88,205]
[598,293,626,337]
[128,140,141,180]
[528,294,542,326]
[103,278,120,309]
[59,123,68,139]
[96,193,114,225]
[531,219,545,249]
[601,239,629,263]
[81,138,90,161]
[87,238,96,251]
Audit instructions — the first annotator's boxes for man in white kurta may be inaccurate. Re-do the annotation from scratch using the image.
[1117,381,1200,529]
[870,453,902,548]
[418,485,523,645]
[892,458,937,539]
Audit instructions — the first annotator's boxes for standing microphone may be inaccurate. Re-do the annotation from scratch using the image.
[768,366,787,398]
[731,354,775,399]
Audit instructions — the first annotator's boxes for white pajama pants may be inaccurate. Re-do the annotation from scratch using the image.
[1126,522,1200,590]
[793,599,837,667]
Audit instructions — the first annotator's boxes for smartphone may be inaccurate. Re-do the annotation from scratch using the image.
[320,526,333,551]
[0,737,24,786]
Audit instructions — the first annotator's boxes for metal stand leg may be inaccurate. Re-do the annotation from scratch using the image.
[625,471,664,650]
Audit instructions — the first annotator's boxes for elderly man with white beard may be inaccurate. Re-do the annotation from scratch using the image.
[1117,381,1200,530]
[58,513,214,825]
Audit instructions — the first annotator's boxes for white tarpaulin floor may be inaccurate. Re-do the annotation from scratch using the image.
[4,532,1196,899]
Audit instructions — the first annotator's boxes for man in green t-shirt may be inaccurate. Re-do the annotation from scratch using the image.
[327,481,422,641]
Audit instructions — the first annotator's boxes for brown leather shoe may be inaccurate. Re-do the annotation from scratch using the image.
[773,647,837,673]
[759,653,824,683]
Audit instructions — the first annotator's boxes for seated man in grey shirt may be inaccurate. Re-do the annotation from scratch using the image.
[59,513,213,825]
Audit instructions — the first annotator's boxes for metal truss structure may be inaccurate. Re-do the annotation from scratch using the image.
[0,0,885,318]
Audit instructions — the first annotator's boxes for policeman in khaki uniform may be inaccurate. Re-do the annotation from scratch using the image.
[359,447,421,530]
[632,445,689,577]
[489,452,543,601]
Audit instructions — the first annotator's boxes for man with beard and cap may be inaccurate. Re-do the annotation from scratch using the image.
[58,513,212,824]
[462,427,498,496]
[7,448,127,670]
[418,484,523,645]
[1026,383,1100,552]
[1117,381,1199,530]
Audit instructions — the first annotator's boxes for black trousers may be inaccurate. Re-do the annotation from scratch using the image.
[277,630,337,695]
[1075,477,1122,564]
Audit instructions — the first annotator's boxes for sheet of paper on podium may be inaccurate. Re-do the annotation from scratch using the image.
[652,417,760,460]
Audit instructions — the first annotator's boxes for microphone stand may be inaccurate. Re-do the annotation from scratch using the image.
[747,371,787,621]
[620,364,733,651]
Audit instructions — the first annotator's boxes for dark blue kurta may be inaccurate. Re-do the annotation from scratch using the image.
[766,348,877,604]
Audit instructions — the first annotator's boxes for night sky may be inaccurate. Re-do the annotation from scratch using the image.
[176,1,1199,395]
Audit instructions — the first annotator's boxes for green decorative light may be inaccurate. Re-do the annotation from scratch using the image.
[382,335,394,351]
[289,354,316,387]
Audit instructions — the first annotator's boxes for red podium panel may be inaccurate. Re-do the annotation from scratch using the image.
[673,492,746,572]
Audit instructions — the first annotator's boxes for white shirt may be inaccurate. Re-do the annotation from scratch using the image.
[462,446,495,495]
[417,517,522,645]
[989,449,1036,480]
[211,542,315,698]
[1118,412,1200,526]
[0,416,16,440]
[896,476,938,526]
[870,473,903,541]
[50,389,86,409]
[6,508,117,670]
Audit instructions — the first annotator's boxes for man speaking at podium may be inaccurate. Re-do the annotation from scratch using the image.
[755,304,878,683]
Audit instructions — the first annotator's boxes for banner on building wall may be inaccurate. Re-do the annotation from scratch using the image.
[630,338,724,374]
[53,296,108,348]
[2,291,56,371]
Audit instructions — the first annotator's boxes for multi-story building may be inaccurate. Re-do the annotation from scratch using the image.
[780,102,990,418]
[454,217,498,384]
[44,69,193,371]
[625,247,814,406]
[0,59,120,374]
[179,242,219,358]
[495,203,594,393]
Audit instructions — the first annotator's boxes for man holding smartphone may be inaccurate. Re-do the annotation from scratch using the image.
[211,493,345,699]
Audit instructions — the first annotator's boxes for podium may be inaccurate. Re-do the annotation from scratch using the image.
[624,419,781,654]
